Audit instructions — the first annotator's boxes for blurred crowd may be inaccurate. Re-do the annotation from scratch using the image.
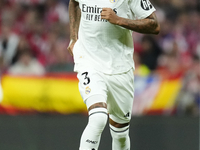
[133,0,200,115]
[0,0,199,115]
[0,0,73,75]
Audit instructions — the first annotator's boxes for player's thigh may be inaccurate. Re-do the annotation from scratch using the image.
[107,69,134,124]
[77,69,108,105]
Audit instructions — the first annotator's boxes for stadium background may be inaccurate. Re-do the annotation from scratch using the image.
[0,0,199,150]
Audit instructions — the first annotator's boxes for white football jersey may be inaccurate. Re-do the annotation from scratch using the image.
[73,0,156,74]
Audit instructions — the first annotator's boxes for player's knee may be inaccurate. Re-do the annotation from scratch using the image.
[109,118,130,128]
[110,124,129,138]
[86,95,107,111]
[88,108,108,131]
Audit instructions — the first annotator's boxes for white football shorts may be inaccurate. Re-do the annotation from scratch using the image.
[77,67,134,124]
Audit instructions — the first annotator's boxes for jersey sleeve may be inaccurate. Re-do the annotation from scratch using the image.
[129,0,156,19]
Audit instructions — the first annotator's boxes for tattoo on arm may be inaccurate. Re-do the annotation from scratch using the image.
[69,0,81,41]
[118,13,160,34]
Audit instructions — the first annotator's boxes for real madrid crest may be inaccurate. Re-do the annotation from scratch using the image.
[85,86,91,94]
[110,0,117,3]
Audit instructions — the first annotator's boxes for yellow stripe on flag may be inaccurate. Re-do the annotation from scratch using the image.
[150,79,181,110]
[1,75,87,114]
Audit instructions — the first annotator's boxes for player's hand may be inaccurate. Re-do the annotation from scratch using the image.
[101,8,120,25]
[67,40,76,56]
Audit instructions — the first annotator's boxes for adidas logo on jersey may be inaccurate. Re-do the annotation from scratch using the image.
[124,112,130,118]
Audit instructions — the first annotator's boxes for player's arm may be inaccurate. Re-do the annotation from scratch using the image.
[67,0,81,55]
[101,8,160,35]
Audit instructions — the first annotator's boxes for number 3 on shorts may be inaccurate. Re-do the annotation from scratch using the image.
[81,72,90,85]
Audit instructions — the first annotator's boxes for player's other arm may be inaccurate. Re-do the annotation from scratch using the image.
[101,9,160,35]
[67,0,81,55]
